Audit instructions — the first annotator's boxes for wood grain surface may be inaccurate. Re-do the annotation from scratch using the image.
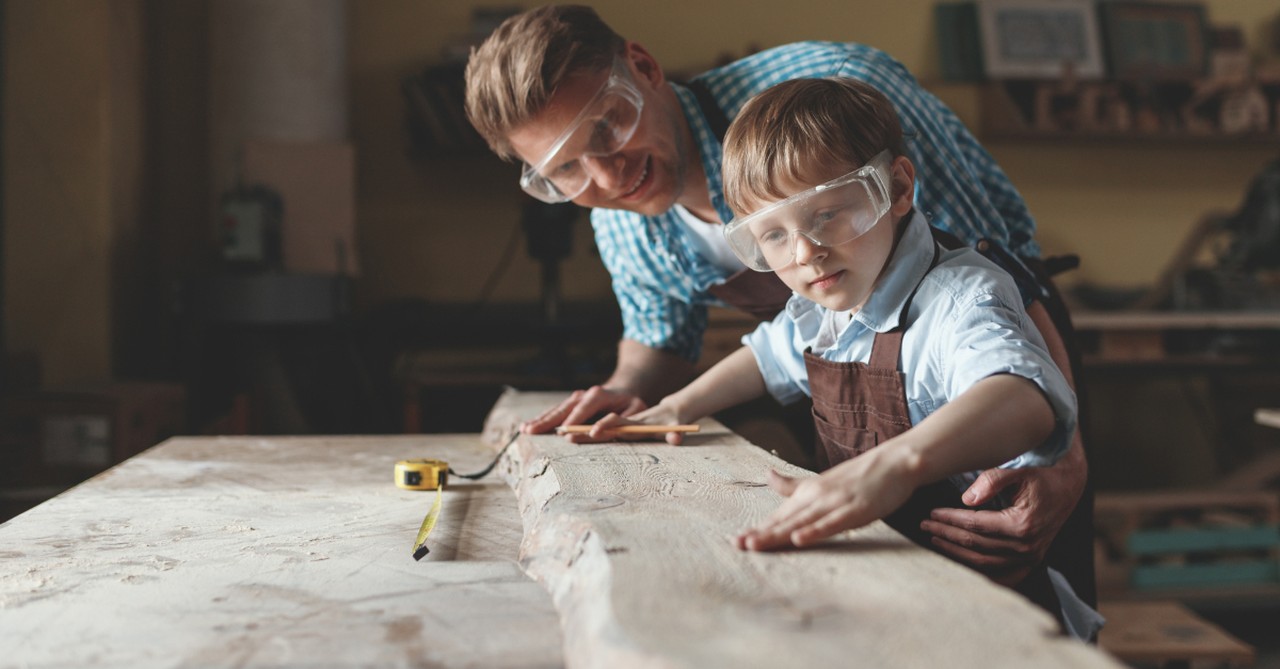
[485,389,1120,669]
[0,434,561,668]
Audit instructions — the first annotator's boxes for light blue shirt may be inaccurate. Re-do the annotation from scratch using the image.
[592,41,1039,362]
[744,209,1102,641]
[744,209,1076,469]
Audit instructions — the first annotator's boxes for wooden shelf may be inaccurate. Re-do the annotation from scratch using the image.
[979,79,1280,144]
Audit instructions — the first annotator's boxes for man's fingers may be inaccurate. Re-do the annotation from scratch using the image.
[918,518,1029,556]
[522,395,579,433]
[927,507,1027,540]
[961,466,1024,506]
[929,536,1033,585]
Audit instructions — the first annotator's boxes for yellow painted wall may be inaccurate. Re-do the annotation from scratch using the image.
[3,2,115,385]
[349,0,1280,309]
[4,1,1276,387]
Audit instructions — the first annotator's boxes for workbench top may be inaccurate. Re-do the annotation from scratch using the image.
[0,434,562,668]
[2,391,1123,668]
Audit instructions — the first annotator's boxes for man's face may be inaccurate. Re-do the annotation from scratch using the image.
[507,54,689,217]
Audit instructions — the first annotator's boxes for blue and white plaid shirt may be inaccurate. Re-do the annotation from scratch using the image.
[591,41,1039,362]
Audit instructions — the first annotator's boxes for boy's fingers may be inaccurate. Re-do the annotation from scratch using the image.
[766,469,800,497]
[791,506,859,546]
[753,498,827,544]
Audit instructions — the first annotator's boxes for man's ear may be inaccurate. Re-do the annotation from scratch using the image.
[888,156,916,216]
[624,41,665,88]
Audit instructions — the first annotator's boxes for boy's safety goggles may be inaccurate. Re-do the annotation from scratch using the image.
[723,151,895,272]
[519,57,645,203]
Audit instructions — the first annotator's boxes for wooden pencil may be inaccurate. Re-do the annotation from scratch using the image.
[554,424,700,435]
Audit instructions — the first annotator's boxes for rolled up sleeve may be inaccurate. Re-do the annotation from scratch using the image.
[936,287,1076,468]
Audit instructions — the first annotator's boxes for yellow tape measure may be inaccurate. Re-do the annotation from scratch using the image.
[395,459,449,561]
[395,458,449,491]
[395,432,518,562]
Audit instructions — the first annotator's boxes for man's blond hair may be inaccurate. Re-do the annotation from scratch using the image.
[723,78,906,215]
[464,5,624,161]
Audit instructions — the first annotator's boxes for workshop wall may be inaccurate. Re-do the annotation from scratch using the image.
[2,1,144,386]
[3,1,1277,388]
[349,0,1280,310]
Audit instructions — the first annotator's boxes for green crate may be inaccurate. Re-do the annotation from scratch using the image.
[1133,561,1280,590]
[1127,525,1280,555]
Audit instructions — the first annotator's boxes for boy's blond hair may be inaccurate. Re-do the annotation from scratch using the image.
[464,5,624,161]
[723,78,906,215]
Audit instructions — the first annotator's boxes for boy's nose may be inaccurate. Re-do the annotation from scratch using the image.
[793,234,827,265]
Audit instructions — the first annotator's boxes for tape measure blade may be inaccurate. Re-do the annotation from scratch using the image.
[411,484,444,560]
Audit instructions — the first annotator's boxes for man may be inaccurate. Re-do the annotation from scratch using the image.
[464,4,1094,610]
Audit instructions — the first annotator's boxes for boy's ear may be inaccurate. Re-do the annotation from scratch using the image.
[624,41,665,88]
[888,156,916,217]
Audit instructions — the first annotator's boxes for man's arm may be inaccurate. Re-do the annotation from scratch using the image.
[919,301,1088,584]
[521,339,698,435]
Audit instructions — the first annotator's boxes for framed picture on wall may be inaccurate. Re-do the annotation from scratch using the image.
[1098,1,1209,81]
[977,0,1106,79]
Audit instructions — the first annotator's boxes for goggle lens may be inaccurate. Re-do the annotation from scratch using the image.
[519,59,644,203]
[723,151,894,272]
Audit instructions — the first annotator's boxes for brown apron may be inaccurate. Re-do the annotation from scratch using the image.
[800,239,1065,628]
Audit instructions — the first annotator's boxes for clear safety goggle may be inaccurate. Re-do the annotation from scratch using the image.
[723,151,894,272]
[519,57,645,204]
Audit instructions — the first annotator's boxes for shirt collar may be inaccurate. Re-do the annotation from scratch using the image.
[854,208,935,333]
[670,82,734,225]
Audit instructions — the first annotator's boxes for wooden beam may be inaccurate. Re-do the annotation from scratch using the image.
[484,389,1119,668]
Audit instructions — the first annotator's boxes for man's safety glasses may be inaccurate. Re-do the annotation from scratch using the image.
[519,57,645,203]
[723,151,895,272]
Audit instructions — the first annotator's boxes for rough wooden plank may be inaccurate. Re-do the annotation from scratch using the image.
[484,389,1120,669]
[0,434,562,668]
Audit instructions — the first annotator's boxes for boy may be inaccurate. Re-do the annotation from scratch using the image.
[587,77,1102,640]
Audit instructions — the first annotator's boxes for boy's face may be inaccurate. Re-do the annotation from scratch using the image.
[734,156,915,313]
[506,44,692,217]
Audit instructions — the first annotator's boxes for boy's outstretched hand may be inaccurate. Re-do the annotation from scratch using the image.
[735,448,920,551]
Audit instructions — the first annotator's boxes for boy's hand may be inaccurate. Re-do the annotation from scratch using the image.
[918,441,1086,586]
[560,405,688,445]
[521,386,648,436]
[735,449,918,551]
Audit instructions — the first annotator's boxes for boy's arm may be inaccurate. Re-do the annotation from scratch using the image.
[920,301,1086,584]
[737,373,1053,551]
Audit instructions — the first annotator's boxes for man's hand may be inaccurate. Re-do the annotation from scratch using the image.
[919,439,1086,586]
[521,385,648,441]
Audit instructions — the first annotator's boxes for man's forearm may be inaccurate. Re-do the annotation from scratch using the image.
[605,339,699,406]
